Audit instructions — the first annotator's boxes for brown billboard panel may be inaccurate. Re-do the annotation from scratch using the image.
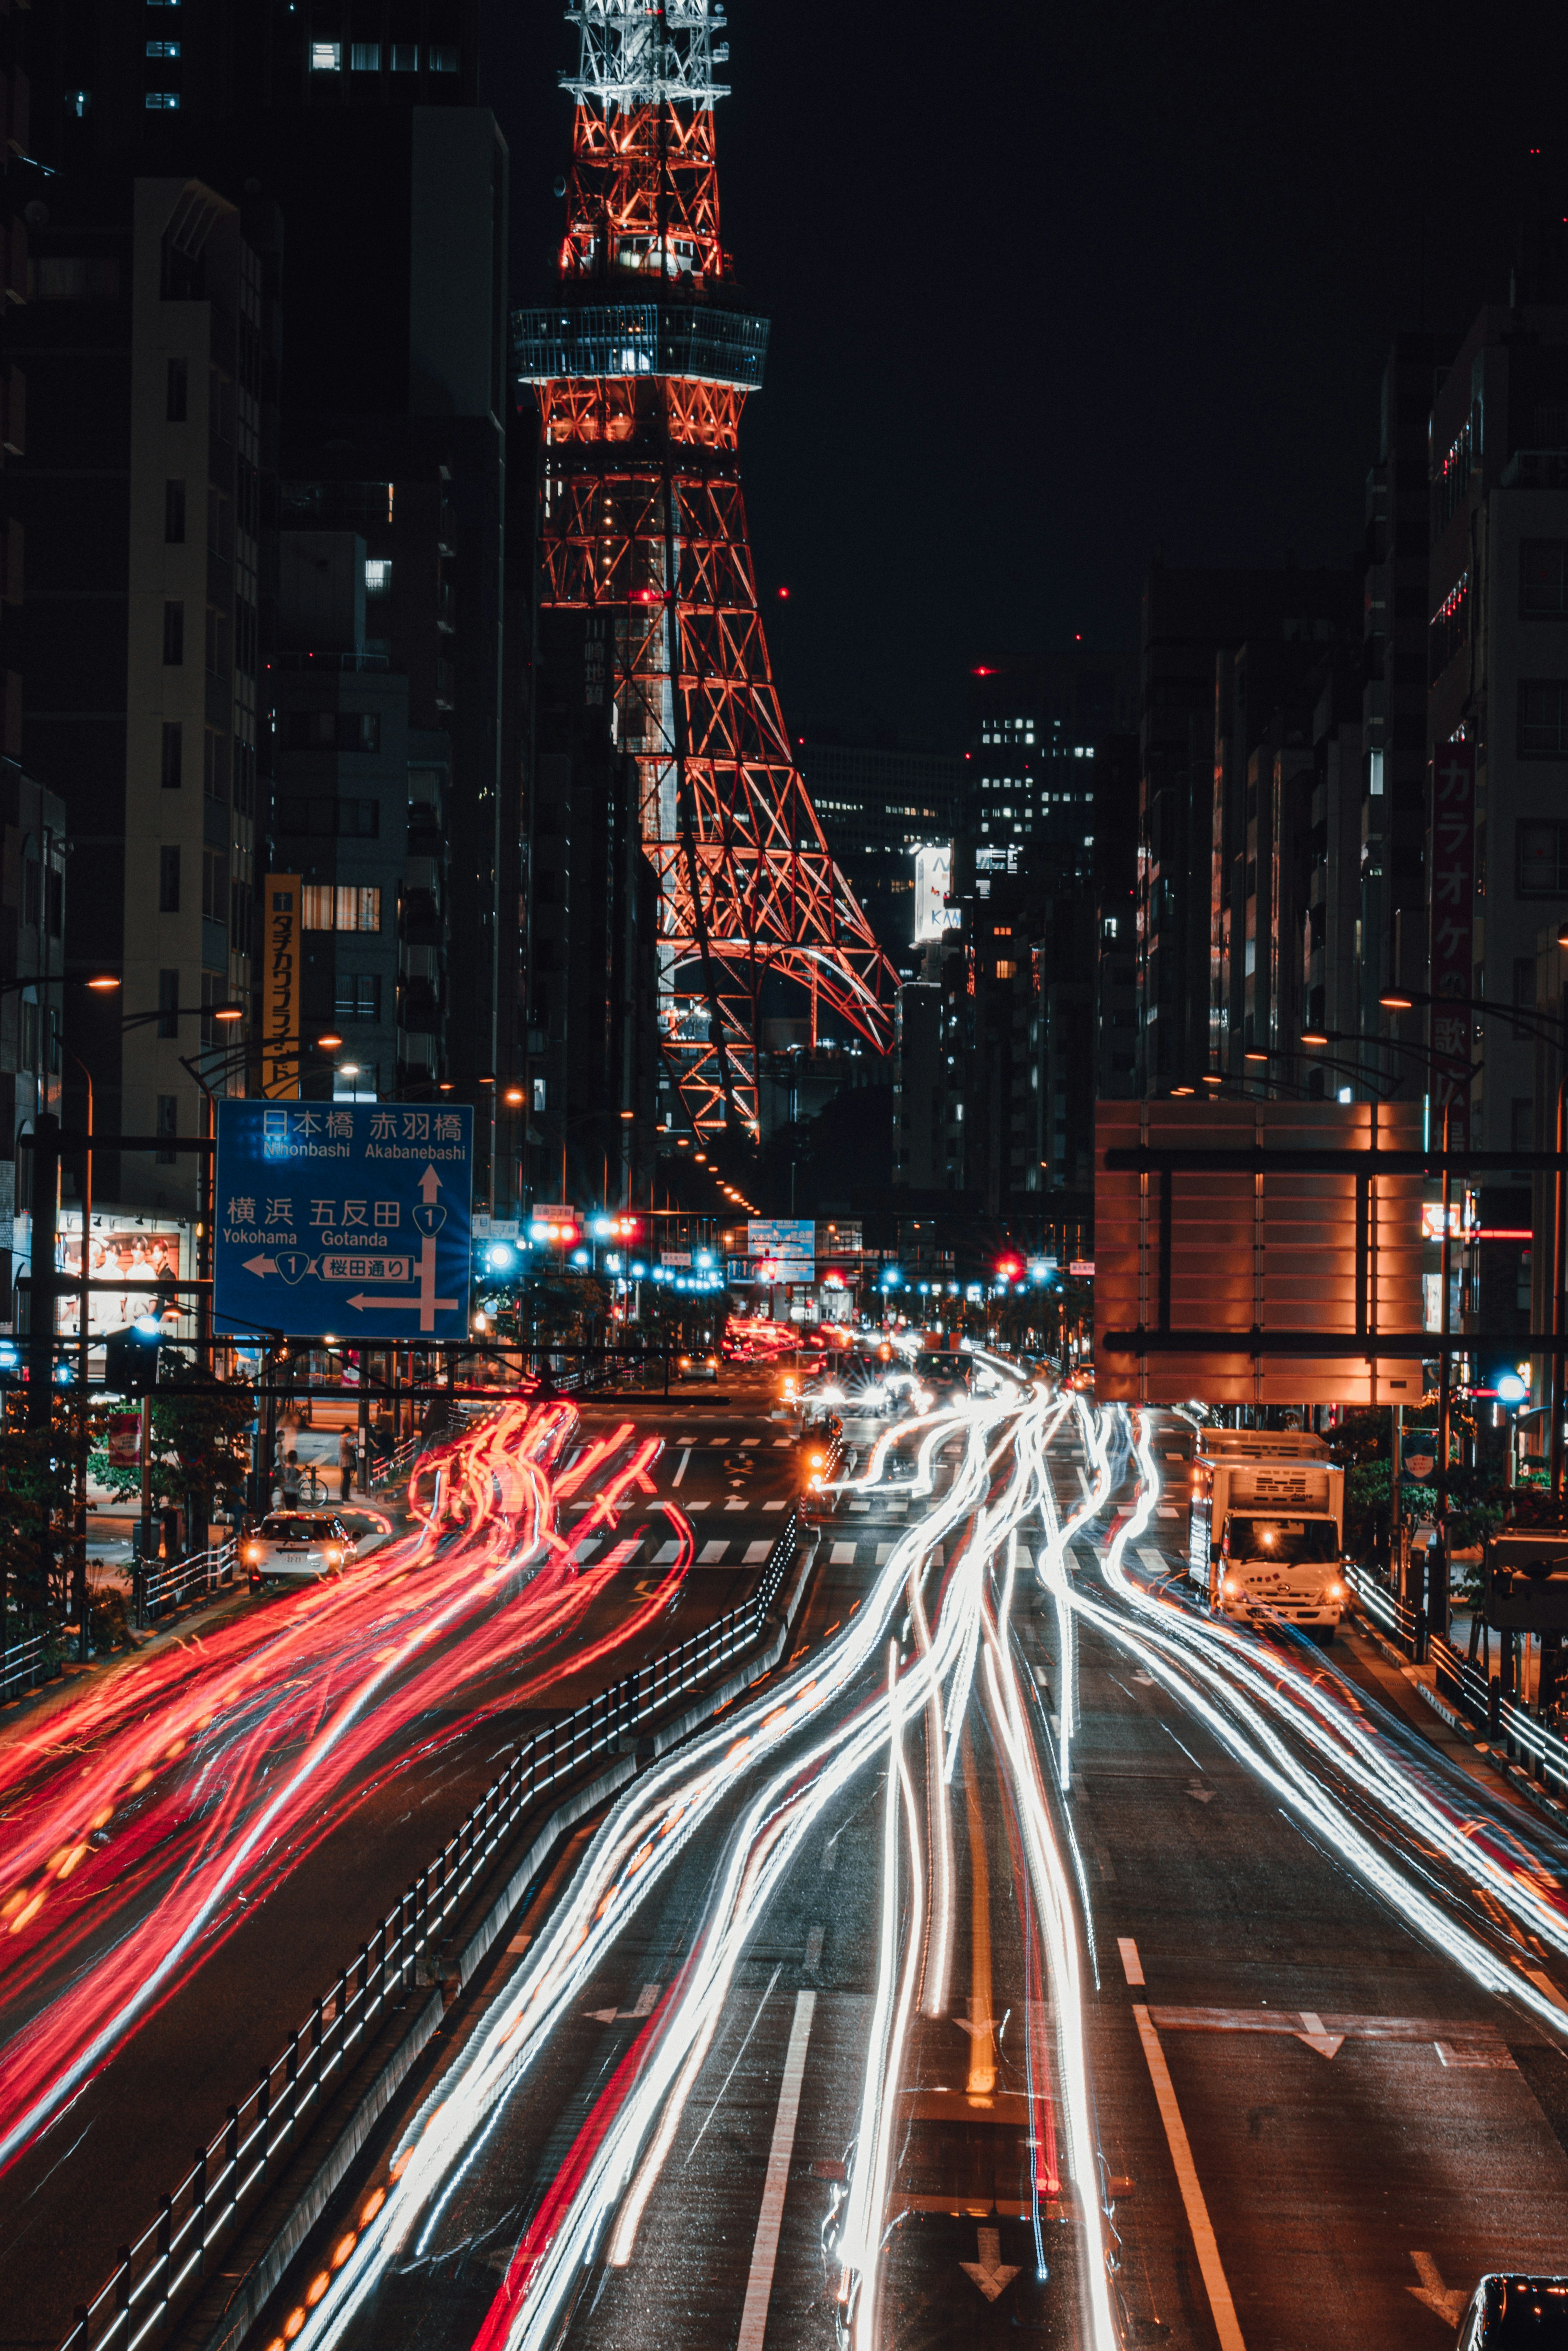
[1094,1099,1425,1405]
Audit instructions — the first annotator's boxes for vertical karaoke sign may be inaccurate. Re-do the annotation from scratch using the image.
[1428,740,1475,1153]
[262,874,302,1101]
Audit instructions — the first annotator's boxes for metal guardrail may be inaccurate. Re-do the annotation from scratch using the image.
[0,1624,64,1704]
[60,1506,803,2351]
[368,1432,421,1491]
[139,1541,238,1623]
[1346,1563,1568,1798]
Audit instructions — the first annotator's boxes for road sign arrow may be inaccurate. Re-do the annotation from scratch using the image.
[960,2226,1019,2303]
[243,1254,278,1278]
[418,1163,442,1203]
[344,1292,457,1314]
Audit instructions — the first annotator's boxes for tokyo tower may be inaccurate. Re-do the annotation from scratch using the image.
[514,0,895,1139]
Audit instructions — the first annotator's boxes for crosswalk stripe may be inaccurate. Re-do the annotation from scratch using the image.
[830,1540,856,1564]
[699,1540,729,1563]
[1138,1546,1178,1579]
[763,1499,788,1511]
[653,1539,681,1563]
[875,1542,896,1565]
[744,1540,772,1563]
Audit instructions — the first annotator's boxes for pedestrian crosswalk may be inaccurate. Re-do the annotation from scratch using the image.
[571,1528,931,1573]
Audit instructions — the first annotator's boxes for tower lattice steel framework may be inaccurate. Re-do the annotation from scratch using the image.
[514,0,895,1138]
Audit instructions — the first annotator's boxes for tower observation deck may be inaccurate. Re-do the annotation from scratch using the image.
[514,0,895,1139]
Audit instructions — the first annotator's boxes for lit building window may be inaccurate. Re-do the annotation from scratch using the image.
[144,90,180,107]
[310,40,342,70]
[390,43,419,69]
[145,40,180,57]
[428,45,459,71]
[365,558,392,598]
[350,42,381,69]
[303,885,382,933]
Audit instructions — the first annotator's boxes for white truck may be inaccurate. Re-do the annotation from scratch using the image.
[1187,1430,1348,1640]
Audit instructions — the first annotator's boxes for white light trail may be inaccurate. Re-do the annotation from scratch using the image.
[1064,1405,1568,2043]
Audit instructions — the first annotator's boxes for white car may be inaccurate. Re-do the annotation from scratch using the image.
[243,1512,359,1591]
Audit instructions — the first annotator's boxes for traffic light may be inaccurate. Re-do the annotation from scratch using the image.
[104,1320,162,1395]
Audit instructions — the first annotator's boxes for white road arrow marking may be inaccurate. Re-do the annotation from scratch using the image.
[952,2015,1000,2038]
[1187,1782,1215,1804]
[1294,2010,1345,2059]
[1408,2251,1465,2326]
[587,1981,661,2023]
[960,2226,1020,2303]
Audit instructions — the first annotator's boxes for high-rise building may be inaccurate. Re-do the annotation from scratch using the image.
[13,172,279,1224]
[33,0,480,162]
[1138,564,1357,1094]
[967,649,1134,886]
[1423,269,1568,1162]
[1361,332,1454,1067]
[1207,602,1359,1080]
[23,10,513,1201]
[795,728,962,972]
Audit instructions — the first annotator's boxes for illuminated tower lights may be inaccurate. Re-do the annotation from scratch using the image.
[517,0,895,1138]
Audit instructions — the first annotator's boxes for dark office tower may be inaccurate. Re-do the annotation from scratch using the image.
[967,649,1135,886]
[529,601,659,1208]
[1425,263,1568,1163]
[27,0,508,1193]
[0,13,71,1293]
[796,727,963,971]
[270,108,508,1182]
[1093,732,1140,1103]
[13,176,280,1227]
[32,0,478,162]
[1208,596,1359,1081]
[1361,332,1453,1063]
[1138,564,1356,1095]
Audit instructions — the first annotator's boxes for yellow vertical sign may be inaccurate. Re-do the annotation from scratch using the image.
[261,874,302,1100]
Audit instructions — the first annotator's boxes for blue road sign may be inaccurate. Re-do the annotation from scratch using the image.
[214,1101,474,1341]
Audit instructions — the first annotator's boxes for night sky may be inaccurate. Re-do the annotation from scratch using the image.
[481,0,1568,749]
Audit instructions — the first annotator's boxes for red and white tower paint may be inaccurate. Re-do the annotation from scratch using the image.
[514,0,894,1138]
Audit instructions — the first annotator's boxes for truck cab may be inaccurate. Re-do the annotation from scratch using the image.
[1189,1430,1348,1639]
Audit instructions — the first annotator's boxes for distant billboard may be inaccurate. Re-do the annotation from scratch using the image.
[913,843,952,943]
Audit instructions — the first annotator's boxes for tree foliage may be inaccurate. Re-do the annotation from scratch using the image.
[89,1370,254,1517]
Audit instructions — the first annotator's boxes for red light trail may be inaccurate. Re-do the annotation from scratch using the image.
[0,1400,684,2178]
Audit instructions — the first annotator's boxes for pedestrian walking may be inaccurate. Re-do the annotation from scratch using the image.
[338,1427,356,1505]
[281,1449,302,1507]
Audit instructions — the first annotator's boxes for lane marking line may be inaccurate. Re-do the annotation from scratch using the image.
[1117,1938,1145,1986]
[736,1988,817,2350]
[1132,2003,1246,2351]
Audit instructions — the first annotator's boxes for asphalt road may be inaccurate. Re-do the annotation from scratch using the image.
[243,1383,1568,2351]
[1039,1404,1568,2349]
[0,1382,808,2350]
[242,1392,1103,2351]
